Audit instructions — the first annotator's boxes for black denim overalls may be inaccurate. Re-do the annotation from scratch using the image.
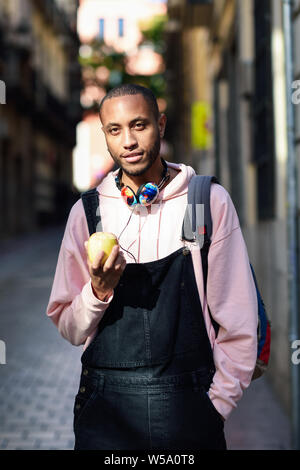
[73,246,226,450]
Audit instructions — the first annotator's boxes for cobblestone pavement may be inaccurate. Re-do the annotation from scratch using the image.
[0,226,292,450]
[0,225,82,450]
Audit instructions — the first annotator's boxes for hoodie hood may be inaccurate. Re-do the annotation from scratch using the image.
[96,161,196,264]
[98,161,196,201]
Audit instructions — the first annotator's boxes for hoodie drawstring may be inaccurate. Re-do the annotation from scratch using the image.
[157,201,164,260]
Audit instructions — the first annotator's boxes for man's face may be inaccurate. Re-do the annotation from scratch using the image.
[100,94,166,177]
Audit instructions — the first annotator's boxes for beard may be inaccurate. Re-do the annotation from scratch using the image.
[107,131,161,177]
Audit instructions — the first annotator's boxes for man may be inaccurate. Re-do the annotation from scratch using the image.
[47,84,258,450]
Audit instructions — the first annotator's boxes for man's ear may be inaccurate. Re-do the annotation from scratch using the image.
[158,113,167,139]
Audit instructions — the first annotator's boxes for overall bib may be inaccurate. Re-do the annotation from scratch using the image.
[73,247,226,450]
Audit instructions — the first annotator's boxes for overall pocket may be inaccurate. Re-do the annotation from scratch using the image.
[73,373,99,429]
[151,384,225,450]
[201,387,224,427]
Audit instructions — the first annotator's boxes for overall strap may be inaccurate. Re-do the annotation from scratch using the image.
[81,188,102,236]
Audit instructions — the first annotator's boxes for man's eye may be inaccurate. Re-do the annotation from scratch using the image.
[135,122,145,129]
[110,128,119,134]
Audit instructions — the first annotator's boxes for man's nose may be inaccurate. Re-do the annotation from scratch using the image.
[123,128,138,149]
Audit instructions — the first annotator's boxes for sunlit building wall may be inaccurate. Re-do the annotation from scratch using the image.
[166,0,295,419]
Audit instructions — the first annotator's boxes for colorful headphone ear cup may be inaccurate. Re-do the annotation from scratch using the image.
[121,186,138,207]
[118,181,160,207]
[138,182,159,206]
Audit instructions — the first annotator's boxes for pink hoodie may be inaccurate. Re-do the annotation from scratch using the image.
[46,161,258,421]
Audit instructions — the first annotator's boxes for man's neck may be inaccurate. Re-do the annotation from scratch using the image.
[120,158,166,193]
[121,166,180,194]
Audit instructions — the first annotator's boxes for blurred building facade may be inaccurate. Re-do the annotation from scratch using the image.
[0,0,82,238]
[166,0,300,421]
[74,0,167,191]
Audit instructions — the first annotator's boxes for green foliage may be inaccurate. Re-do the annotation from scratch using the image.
[139,14,168,53]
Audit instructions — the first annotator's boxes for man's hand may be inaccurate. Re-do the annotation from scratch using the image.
[84,241,126,301]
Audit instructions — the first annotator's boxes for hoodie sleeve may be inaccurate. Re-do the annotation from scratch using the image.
[206,183,258,421]
[46,199,114,346]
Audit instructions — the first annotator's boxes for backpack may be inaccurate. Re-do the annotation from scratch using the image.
[81,176,271,381]
[181,175,271,381]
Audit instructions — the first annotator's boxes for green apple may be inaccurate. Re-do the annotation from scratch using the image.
[87,232,118,265]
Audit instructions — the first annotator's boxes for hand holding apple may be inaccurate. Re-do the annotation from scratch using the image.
[84,232,126,302]
[87,232,118,266]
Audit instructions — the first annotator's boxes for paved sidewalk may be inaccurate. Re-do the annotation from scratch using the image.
[0,226,292,450]
[225,375,291,449]
[0,225,82,450]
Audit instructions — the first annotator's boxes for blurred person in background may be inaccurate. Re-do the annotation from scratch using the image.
[46,84,257,450]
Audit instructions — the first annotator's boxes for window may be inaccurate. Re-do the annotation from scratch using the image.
[253,0,275,220]
[99,18,105,40]
[118,18,124,37]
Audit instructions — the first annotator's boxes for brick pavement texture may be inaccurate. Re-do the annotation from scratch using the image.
[0,226,292,450]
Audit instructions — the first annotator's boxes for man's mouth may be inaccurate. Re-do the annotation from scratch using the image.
[122,152,144,163]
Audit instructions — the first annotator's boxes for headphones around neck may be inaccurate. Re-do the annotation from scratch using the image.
[115,158,170,207]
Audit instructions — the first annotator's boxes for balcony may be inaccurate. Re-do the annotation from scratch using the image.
[31,71,79,142]
[33,0,80,47]
[4,66,78,144]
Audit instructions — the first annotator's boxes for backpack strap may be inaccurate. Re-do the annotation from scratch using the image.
[81,188,102,236]
[184,175,271,379]
[188,175,220,239]
[182,175,221,336]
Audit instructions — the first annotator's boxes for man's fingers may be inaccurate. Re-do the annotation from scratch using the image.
[102,245,120,271]
[115,252,126,271]
[120,258,127,271]
[88,243,125,274]
[84,241,105,271]
[91,250,106,270]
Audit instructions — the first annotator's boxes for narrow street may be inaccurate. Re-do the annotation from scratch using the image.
[0,226,292,450]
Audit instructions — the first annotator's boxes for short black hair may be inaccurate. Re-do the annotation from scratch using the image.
[99,84,160,121]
